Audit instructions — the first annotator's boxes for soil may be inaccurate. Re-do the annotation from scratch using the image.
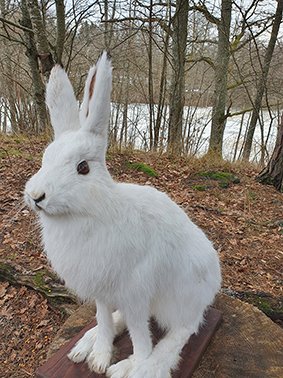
[1,135,282,377]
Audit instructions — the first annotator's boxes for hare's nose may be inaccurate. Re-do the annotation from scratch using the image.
[34,193,46,204]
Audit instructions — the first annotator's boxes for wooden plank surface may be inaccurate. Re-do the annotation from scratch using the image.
[36,307,222,378]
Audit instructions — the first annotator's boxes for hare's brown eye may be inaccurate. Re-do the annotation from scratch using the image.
[77,160,89,174]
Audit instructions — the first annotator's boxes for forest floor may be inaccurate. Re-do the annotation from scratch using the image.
[1,135,283,377]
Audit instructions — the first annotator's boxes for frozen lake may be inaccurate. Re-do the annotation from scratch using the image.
[1,101,278,162]
[110,104,279,162]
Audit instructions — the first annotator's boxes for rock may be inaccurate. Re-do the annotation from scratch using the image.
[186,171,240,190]
[125,161,158,177]
[46,301,96,359]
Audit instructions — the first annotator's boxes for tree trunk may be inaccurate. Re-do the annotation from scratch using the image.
[168,0,189,155]
[55,0,65,65]
[4,56,18,134]
[256,113,283,191]
[0,260,77,302]
[148,0,154,150]
[103,0,116,49]
[208,0,232,156]
[0,0,18,133]
[242,0,283,161]
[26,0,54,81]
[21,0,48,133]
[154,31,169,151]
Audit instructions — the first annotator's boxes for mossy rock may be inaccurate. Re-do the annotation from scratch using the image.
[191,184,214,191]
[126,161,158,178]
[192,185,207,191]
[236,292,283,324]
[195,171,240,188]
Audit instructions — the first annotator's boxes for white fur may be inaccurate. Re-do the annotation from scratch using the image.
[25,51,221,378]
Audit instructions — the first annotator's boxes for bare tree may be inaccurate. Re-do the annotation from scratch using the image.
[154,30,169,151]
[242,0,283,160]
[256,112,283,190]
[208,0,232,155]
[168,0,189,154]
[0,0,66,133]
[21,0,48,132]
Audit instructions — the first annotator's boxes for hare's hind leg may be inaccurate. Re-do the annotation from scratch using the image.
[128,325,196,378]
[107,306,152,378]
[68,304,126,374]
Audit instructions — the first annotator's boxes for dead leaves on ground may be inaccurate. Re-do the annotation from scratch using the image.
[0,136,283,377]
[0,281,65,377]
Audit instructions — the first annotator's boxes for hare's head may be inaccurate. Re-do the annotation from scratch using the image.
[25,52,113,215]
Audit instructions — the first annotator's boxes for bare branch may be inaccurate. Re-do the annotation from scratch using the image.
[0,16,34,33]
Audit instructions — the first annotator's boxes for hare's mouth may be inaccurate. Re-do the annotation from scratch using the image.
[24,192,45,212]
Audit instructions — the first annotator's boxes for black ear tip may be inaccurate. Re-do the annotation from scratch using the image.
[98,50,112,62]
[106,50,112,60]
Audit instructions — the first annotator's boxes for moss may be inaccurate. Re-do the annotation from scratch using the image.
[11,149,22,155]
[255,296,272,313]
[0,149,22,157]
[196,171,214,178]
[247,191,256,200]
[126,161,158,177]
[238,292,283,320]
[33,272,46,288]
[1,261,12,271]
[32,271,53,295]
[192,185,207,191]
[194,171,240,188]
[213,172,233,182]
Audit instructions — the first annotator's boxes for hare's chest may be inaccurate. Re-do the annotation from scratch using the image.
[41,218,118,299]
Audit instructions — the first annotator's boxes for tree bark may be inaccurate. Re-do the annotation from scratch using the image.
[256,113,283,191]
[21,0,48,133]
[26,0,54,81]
[0,260,77,302]
[0,0,18,133]
[208,0,232,156]
[168,0,189,155]
[148,0,154,150]
[242,0,283,161]
[55,0,65,65]
[154,31,169,151]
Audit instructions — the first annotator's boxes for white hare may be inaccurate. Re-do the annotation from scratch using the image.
[25,51,221,378]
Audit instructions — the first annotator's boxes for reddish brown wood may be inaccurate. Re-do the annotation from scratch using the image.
[36,307,222,378]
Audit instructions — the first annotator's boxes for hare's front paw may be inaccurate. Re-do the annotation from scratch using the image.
[87,343,113,374]
[106,356,134,378]
[68,326,98,363]
[128,357,171,378]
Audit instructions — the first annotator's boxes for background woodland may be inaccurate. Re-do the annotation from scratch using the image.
[1,0,283,164]
[1,2,283,375]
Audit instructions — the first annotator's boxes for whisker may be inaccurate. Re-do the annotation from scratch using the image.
[25,211,36,250]
[3,198,24,217]
[24,211,44,258]
[0,202,27,235]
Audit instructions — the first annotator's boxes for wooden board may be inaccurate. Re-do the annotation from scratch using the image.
[36,307,222,378]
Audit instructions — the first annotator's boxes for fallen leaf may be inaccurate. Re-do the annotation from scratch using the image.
[37,319,50,327]
[0,281,9,298]
[0,306,13,321]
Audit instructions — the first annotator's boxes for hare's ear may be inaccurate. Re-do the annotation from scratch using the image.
[46,65,80,140]
[80,51,112,139]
